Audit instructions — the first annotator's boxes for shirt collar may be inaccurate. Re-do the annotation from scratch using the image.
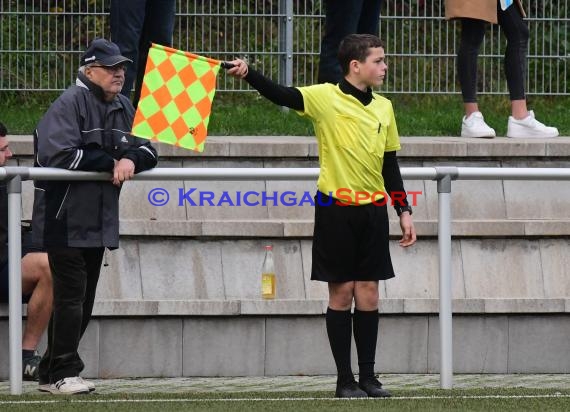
[339,78,374,106]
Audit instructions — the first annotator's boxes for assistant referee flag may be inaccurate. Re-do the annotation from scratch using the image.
[131,43,222,152]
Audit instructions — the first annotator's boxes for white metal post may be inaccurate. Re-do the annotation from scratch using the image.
[7,175,23,395]
[437,171,453,389]
[278,0,294,88]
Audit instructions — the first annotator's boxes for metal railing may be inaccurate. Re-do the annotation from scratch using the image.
[1,0,568,94]
[3,165,570,394]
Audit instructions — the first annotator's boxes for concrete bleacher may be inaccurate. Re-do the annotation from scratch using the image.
[1,135,569,378]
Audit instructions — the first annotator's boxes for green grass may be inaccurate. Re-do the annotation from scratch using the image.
[2,91,569,137]
[0,389,569,411]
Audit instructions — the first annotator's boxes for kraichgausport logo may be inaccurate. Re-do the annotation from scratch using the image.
[147,188,422,207]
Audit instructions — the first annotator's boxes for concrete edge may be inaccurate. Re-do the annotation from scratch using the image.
[2,298,568,317]
[8,135,570,158]
[119,219,570,237]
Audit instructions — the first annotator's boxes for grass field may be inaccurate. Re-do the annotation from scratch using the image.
[1,91,569,137]
[1,389,569,411]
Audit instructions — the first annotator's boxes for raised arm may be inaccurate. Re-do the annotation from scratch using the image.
[226,59,304,111]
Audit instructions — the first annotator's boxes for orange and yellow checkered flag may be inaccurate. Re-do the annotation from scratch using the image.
[132,44,222,152]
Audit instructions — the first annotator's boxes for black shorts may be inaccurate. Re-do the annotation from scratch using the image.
[0,231,45,303]
[311,191,395,283]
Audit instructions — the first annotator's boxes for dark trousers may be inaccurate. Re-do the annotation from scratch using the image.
[318,0,383,84]
[458,2,529,103]
[39,247,104,383]
[110,0,176,107]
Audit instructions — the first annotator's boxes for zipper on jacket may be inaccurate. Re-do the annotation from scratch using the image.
[55,184,71,220]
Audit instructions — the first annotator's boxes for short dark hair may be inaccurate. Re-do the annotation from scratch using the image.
[0,122,7,137]
[338,34,385,76]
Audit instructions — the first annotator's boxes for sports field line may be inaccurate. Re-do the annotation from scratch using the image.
[1,394,569,405]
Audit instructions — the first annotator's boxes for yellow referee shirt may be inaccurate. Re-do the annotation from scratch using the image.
[297,83,401,205]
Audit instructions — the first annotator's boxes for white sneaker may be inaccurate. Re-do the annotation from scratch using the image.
[49,376,90,395]
[461,111,496,138]
[507,110,559,138]
[78,376,96,392]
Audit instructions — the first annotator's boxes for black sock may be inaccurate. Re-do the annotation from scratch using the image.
[353,308,379,380]
[326,307,354,384]
[22,349,35,360]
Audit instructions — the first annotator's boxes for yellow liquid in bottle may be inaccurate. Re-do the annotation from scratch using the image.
[261,273,276,299]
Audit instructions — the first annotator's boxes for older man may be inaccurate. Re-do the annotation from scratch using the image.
[32,38,158,394]
[0,122,52,381]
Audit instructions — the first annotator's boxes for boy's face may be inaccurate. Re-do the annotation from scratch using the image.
[356,47,388,87]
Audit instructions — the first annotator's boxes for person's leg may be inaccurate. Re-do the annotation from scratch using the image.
[20,252,52,381]
[21,252,52,352]
[318,0,364,83]
[497,2,529,119]
[79,248,104,339]
[356,0,382,35]
[312,195,365,397]
[0,262,9,305]
[352,281,391,397]
[141,0,176,47]
[327,281,366,397]
[458,18,486,115]
[46,248,89,383]
[457,18,496,138]
[38,316,53,388]
[327,281,355,383]
[110,0,148,98]
[353,281,379,379]
[499,4,558,137]
[132,0,176,107]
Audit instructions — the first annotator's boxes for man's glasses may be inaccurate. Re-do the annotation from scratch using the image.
[89,64,126,73]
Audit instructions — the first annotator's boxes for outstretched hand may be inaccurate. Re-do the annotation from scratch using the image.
[225,59,249,79]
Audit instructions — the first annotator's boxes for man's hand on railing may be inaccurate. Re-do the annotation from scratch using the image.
[112,158,135,186]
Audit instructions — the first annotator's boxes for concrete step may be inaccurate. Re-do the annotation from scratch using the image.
[3,298,569,317]
[2,309,569,376]
[117,218,570,237]
[67,237,568,301]
[7,135,570,158]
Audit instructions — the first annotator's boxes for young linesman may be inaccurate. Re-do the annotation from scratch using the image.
[228,34,416,398]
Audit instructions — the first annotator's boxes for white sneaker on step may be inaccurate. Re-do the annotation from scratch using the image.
[78,376,96,392]
[461,111,496,138]
[49,376,90,395]
[507,110,559,138]
[39,377,94,393]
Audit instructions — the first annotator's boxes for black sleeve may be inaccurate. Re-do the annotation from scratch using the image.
[382,151,409,210]
[244,67,304,111]
[122,141,158,174]
[76,147,116,172]
[34,97,117,172]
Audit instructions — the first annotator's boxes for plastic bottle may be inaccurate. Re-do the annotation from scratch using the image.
[261,245,276,299]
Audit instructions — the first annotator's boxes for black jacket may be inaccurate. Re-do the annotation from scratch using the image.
[0,182,7,266]
[32,72,158,248]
